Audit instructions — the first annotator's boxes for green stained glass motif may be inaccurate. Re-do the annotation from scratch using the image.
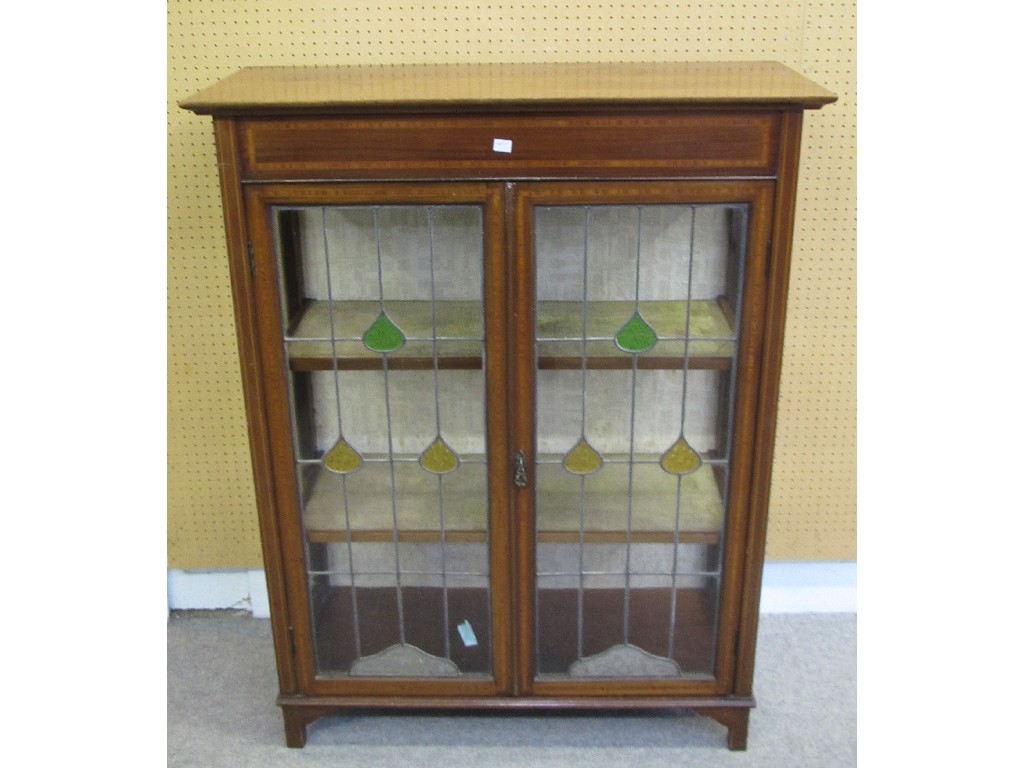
[614,311,657,353]
[419,436,459,474]
[660,436,702,476]
[362,311,405,353]
[323,437,363,474]
[563,437,603,475]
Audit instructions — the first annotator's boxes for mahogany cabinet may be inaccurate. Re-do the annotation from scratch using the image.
[180,62,835,750]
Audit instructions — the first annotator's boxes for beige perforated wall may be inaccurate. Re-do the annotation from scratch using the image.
[168,1,856,568]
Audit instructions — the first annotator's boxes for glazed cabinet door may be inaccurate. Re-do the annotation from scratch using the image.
[510,181,775,696]
[244,182,513,697]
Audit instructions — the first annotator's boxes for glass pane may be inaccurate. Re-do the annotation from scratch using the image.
[536,571,718,678]
[274,204,491,679]
[533,203,746,680]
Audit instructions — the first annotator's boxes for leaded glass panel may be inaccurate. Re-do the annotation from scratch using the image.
[533,203,747,680]
[273,204,492,679]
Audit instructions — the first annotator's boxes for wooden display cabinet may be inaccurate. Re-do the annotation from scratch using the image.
[180,62,835,750]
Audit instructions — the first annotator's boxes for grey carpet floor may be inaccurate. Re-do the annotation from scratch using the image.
[168,611,855,767]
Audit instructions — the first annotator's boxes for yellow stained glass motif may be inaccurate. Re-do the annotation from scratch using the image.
[563,438,603,475]
[323,437,362,474]
[660,436,702,476]
[419,436,459,474]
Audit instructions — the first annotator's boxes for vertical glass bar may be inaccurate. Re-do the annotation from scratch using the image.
[576,474,585,661]
[321,208,362,659]
[577,207,590,662]
[373,207,407,646]
[438,475,451,660]
[623,351,637,645]
[427,206,452,662]
[339,469,361,657]
[624,208,647,643]
[667,205,698,656]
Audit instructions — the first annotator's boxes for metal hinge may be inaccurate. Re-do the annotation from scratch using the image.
[248,242,255,278]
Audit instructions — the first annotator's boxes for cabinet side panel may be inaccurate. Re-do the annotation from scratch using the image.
[213,118,298,694]
[734,111,804,696]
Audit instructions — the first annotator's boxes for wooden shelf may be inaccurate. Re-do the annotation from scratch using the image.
[303,454,724,545]
[286,299,736,371]
[287,300,483,371]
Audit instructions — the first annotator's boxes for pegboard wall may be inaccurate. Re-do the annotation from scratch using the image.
[168,1,856,568]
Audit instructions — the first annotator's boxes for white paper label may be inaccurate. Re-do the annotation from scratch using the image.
[492,138,513,154]
[457,619,478,647]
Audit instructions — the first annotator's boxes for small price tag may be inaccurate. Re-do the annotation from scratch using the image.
[457,619,478,647]
[492,138,513,154]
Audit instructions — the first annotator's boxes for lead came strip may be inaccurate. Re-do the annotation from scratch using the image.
[322,209,364,475]
[622,206,646,646]
[659,205,701,477]
[419,208,462,476]
[667,205,699,657]
[614,207,658,355]
[561,220,602,475]
[373,207,407,647]
[320,207,362,659]
[578,207,592,662]
[362,207,406,355]
[425,207,453,661]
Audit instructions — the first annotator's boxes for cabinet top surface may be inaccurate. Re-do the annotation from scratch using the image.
[180,61,836,115]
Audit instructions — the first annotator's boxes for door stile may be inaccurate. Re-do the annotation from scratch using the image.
[481,182,515,695]
[507,181,540,695]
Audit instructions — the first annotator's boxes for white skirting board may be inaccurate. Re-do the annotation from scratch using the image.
[167,569,271,617]
[758,562,857,613]
[167,562,856,618]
